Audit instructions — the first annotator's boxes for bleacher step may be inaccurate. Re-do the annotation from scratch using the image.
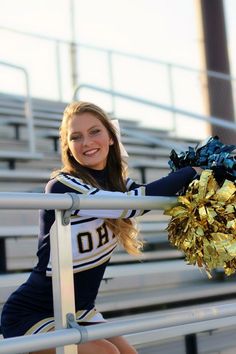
[98,281,236,312]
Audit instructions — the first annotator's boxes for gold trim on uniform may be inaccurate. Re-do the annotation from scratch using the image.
[25,317,54,335]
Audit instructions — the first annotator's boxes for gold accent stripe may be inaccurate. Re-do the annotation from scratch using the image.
[76,308,97,322]
[25,309,100,335]
[25,317,54,335]
[141,186,146,196]
[46,249,114,276]
[57,175,90,194]
[73,253,113,273]
[120,208,129,218]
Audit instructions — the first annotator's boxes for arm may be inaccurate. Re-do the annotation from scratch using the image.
[146,166,198,196]
[46,167,197,219]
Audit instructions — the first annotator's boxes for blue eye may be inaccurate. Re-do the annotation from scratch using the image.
[90,129,100,135]
[70,135,82,141]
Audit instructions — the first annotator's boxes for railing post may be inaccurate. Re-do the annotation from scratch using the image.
[107,50,116,115]
[55,40,63,101]
[24,70,36,154]
[50,210,77,354]
[167,63,177,133]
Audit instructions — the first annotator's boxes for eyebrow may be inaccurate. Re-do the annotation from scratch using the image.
[69,124,101,135]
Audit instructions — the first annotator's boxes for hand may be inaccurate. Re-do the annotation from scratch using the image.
[192,167,203,175]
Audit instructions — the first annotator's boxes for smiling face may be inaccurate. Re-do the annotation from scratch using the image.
[67,112,114,170]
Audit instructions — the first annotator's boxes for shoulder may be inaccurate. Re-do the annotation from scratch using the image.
[45,174,66,193]
[45,172,96,194]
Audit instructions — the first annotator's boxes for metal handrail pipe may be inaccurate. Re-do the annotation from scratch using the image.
[0,192,73,210]
[122,127,188,150]
[127,316,236,345]
[74,84,236,131]
[0,61,28,73]
[80,303,236,343]
[0,193,177,210]
[0,192,177,210]
[2,303,236,354]
[0,328,81,354]
[1,26,236,81]
[76,45,236,80]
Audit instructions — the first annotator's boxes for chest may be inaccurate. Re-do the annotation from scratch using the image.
[70,217,117,260]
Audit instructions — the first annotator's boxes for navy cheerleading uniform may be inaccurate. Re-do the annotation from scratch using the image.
[1,166,196,338]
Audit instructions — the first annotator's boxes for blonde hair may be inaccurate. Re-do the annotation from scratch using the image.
[56,101,143,255]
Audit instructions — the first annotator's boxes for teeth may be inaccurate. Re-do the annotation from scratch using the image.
[84,149,98,156]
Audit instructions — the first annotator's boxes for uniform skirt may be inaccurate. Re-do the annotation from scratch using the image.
[1,305,105,338]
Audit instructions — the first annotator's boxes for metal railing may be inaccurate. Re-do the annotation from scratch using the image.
[74,83,236,132]
[0,61,35,153]
[0,192,175,354]
[1,26,236,126]
[2,304,236,354]
[1,192,236,354]
[0,25,236,151]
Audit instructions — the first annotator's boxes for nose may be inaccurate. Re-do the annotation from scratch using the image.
[82,134,92,147]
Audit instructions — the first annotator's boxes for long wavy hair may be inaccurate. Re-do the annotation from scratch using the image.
[55,101,143,255]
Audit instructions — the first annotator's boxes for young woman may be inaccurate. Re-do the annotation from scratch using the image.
[1,101,201,354]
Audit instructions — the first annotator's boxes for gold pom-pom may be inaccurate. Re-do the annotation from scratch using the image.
[164,170,236,277]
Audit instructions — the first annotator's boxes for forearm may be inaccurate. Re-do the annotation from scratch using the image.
[146,166,197,196]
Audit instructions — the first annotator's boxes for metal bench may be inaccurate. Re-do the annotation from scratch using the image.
[0,169,50,181]
[0,151,43,169]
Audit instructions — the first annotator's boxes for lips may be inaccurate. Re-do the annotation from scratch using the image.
[83,148,99,156]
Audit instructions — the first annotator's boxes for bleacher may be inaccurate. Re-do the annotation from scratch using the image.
[1,93,236,354]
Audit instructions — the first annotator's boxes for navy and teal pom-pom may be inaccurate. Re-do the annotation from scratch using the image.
[168,136,236,183]
[166,138,236,276]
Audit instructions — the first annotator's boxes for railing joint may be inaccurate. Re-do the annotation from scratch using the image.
[62,193,79,225]
[66,313,88,344]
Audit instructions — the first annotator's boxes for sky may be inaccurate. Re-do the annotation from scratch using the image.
[0,0,199,61]
[0,0,235,139]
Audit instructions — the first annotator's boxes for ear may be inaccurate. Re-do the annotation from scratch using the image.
[109,138,114,146]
